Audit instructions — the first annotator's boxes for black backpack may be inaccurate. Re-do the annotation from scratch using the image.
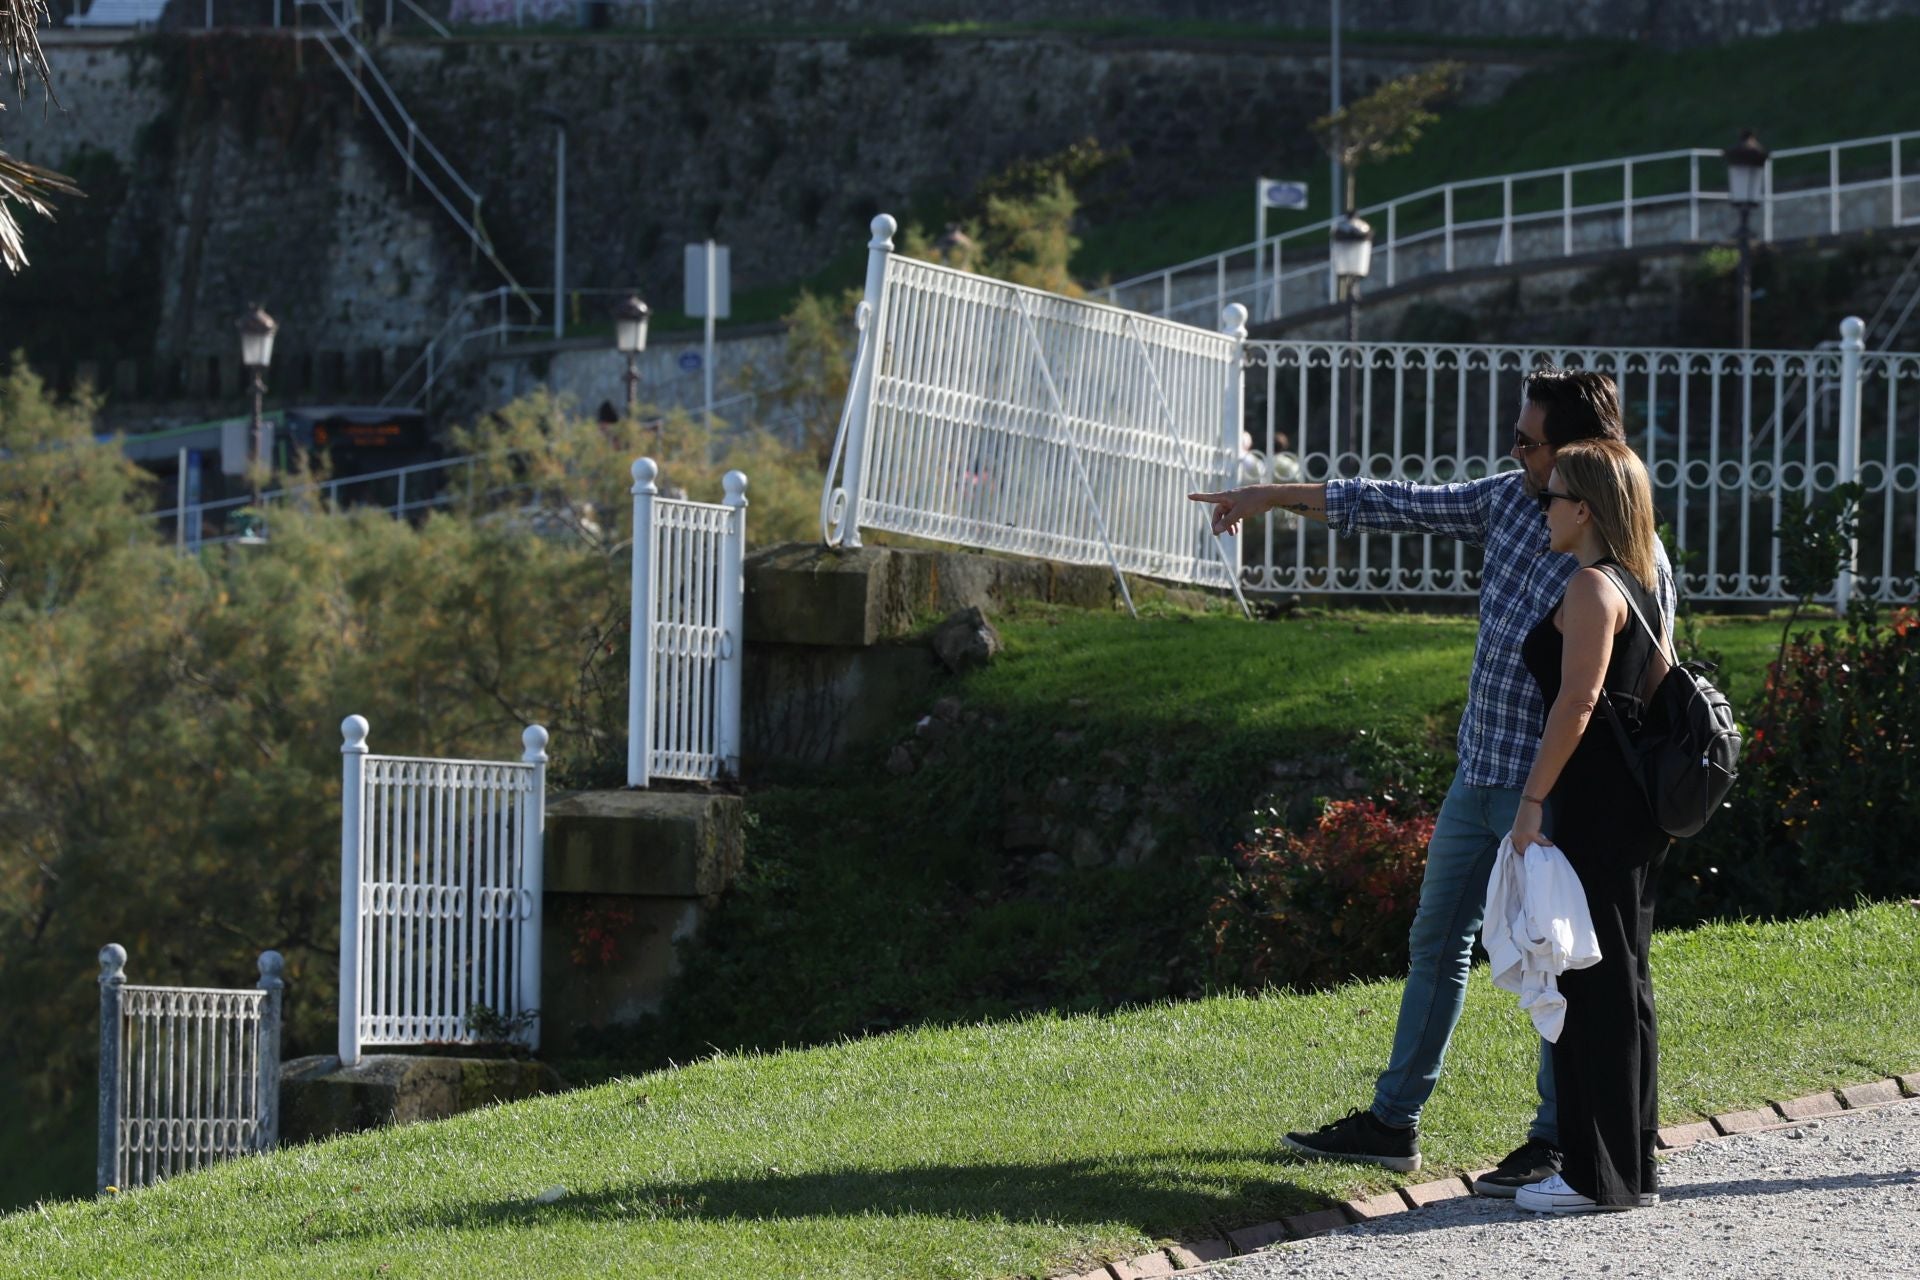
[1595,565,1743,838]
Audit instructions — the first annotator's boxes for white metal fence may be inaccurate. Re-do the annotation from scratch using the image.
[822,215,1249,612]
[1105,130,1920,328]
[628,459,748,787]
[1238,318,1919,608]
[96,944,283,1193]
[338,716,548,1066]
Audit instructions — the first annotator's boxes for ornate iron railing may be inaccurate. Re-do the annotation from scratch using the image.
[338,717,547,1066]
[96,945,284,1193]
[628,460,748,786]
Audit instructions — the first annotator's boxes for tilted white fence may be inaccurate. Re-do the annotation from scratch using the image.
[628,459,749,787]
[822,215,1249,613]
[1238,318,1919,609]
[338,716,547,1066]
[96,944,283,1193]
[1104,129,1920,328]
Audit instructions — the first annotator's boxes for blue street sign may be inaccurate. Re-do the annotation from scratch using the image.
[677,351,703,373]
[1262,180,1310,210]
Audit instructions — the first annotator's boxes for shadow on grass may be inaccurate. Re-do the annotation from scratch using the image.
[318,1149,1359,1243]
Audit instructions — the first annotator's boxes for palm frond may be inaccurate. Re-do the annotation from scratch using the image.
[0,149,80,274]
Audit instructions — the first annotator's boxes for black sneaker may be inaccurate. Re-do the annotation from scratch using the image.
[1471,1137,1564,1198]
[1280,1108,1421,1173]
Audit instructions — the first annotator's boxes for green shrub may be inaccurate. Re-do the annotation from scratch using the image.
[1210,798,1435,991]
[1664,605,1920,922]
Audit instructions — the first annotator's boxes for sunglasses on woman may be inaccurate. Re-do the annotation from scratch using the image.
[1537,489,1583,513]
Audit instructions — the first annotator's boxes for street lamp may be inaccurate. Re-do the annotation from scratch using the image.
[613,294,650,416]
[1330,210,1374,459]
[236,303,277,539]
[1724,129,1769,350]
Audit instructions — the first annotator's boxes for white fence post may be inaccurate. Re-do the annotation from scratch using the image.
[1835,316,1865,615]
[96,943,126,1194]
[517,725,548,1052]
[716,470,749,778]
[1220,305,1249,588]
[256,951,284,1152]
[827,215,895,549]
[628,458,658,788]
[338,714,368,1067]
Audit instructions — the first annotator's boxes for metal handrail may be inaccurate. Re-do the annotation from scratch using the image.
[1105,128,1920,322]
[298,0,537,310]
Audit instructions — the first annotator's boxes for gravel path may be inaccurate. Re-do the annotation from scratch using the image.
[1217,1099,1920,1279]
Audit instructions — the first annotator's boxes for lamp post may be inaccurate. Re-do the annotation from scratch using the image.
[535,108,568,340]
[613,294,650,417]
[1329,210,1374,460]
[1724,129,1769,350]
[237,303,278,521]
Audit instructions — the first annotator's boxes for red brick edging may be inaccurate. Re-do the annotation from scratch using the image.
[1056,1071,1920,1279]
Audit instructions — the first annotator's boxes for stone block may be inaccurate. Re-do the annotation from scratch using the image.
[1401,1176,1472,1207]
[1774,1092,1846,1121]
[1165,1237,1233,1267]
[1344,1190,1409,1220]
[1656,1120,1718,1149]
[1282,1208,1349,1238]
[1711,1107,1780,1135]
[743,638,943,772]
[1839,1079,1904,1109]
[546,789,743,898]
[1895,1072,1920,1098]
[1110,1251,1179,1278]
[1224,1220,1289,1253]
[279,1053,564,1145]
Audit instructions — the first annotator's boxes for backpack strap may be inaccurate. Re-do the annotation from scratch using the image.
[1592,563,1678,670]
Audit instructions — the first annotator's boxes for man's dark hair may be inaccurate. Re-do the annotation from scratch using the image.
[1523,368,1625,446]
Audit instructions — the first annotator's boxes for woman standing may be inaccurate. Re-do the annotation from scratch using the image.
[1508,437,1672,1213]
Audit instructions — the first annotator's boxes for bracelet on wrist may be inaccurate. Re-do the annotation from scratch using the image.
[1521,794,1547,807]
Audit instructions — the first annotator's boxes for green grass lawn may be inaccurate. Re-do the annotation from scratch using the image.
[3,901,1913,1279]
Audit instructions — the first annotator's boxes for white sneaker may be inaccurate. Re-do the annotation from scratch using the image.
[1514,1172,1652,1214]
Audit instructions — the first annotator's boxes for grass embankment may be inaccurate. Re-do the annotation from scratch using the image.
[2,900,1914,1279]
[616,19,1920,333]
[574,603,1782,1074]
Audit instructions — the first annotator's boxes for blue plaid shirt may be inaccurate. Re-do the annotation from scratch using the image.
[1325,470,1676,790]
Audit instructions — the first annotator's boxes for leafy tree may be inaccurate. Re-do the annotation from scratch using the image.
[1311,62,1462,214]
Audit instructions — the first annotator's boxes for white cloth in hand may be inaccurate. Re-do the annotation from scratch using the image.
[1481,834,1602,1042]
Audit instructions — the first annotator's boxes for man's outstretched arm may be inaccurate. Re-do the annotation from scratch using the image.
[1188,483,1327,535]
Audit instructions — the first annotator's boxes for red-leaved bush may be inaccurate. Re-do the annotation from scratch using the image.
[1210,799,1435,991]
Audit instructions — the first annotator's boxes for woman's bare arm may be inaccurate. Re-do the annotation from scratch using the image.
[1512,569,1626,847]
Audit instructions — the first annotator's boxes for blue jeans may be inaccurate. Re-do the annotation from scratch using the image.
[1370,769,1558,1144]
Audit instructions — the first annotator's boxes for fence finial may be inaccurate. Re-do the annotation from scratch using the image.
[870,213,897,249]
[631,456,659,495]
[723,470,749,509]
[342,715,370,753]
[257,950,285,990]
[1220,303,1249,341]
[1839,315,1865,345]
[99,943,127,987]
[522,724,550,764]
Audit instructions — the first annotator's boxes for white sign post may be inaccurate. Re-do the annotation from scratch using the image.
[1255,179,1310,321]
[685,241,732,431]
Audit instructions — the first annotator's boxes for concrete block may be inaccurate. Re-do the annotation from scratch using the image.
[280,1053,563,1145]
[1165,1237,1233,1267]
[1839,1079,1904,1109]
[1712,1107,1780,1135]
[1344,1190,1409,1220]
[1657,1120,1718,1149]
[1282,1208,1350,1238]
[1774,1092,1846,1121]
[1109,1251,1180,1278]
[1402,1177,1472,1207]
[546,789,743,898]
[1224,1220,1289,1253]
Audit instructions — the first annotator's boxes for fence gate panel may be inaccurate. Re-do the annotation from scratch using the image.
[822,215,1246,597]
[97,944,283,1193]
[338,717,547,1066]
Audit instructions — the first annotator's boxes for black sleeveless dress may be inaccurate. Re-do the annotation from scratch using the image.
[1519,558,1670,1208]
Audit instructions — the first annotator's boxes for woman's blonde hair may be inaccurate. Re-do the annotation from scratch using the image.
[1552,438,1659,592]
